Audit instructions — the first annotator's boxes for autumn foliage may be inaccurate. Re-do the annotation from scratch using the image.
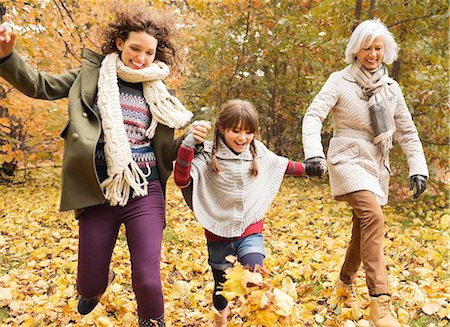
[0,0,448,186]
[0,169,448,326]
[0,0,448,326]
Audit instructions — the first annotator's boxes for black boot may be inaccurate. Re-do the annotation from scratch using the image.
[139,315,165,327]
[77,296,101,315]
[77,270,116,315]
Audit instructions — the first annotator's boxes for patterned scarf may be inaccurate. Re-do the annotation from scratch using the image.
[350,60,395,156]
[97,53,193,206]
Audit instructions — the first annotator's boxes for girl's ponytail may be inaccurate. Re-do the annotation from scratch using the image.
[249,139,259,176]
[210,129,222,173]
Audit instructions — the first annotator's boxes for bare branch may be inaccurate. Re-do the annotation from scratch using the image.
[387,8,446,28]
[420,138,449,147]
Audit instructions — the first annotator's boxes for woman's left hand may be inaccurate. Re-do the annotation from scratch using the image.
[409,174,427,199]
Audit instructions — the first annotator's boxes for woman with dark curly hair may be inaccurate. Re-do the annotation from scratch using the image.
[0,2,196,326]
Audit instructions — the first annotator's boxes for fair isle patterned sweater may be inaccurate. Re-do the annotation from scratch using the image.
[94,78,159,182]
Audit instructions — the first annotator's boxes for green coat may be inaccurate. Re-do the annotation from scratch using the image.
[0,49,183,212]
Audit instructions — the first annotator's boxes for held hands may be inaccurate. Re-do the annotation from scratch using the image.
[188,120,211,144]
[410,174,427,199]
[305,156,327,177]
[0,23,16,59]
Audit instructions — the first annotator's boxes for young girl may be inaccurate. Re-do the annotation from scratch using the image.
[0,3,194,326]
[174,99,306,326]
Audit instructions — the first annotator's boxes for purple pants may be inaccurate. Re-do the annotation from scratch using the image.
[77,180,165,320]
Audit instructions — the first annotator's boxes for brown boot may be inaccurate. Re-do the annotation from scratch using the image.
[370,295,401,327]
[335,278,359,308]
[213,305,229,327]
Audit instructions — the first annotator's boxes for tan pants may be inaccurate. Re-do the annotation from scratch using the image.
[335,190,390,296]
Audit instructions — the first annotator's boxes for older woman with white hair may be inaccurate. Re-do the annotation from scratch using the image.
[302,19,428,327]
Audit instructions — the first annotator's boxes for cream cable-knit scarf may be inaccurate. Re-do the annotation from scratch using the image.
[351,61,395,156]
[97,53,193,206]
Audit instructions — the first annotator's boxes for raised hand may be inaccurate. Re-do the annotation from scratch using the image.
[0,23,16,59]
[409,174,427,199]
[190,120,211,144]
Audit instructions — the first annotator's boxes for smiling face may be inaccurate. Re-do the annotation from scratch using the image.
[222,123,255,154]
[356,35,384,70]
[116,31,158,69]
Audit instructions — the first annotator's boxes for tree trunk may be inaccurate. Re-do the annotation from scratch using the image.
[392,58,401,81]
[368,0,376,19]
[392,17,407,82]
[353,0,363,29]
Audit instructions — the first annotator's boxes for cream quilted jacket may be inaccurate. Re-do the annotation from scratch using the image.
[302,65,428,205]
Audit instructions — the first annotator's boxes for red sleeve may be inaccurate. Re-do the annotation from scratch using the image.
[285,160,304,176]
[174,144,195,188]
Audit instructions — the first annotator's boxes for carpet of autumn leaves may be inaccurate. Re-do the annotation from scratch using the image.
[0,168,448,327]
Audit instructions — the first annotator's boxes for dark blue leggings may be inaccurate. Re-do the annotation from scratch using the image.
[212,252,264,311]
[77,180,165,320]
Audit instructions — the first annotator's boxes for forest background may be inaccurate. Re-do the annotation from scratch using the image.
[0,0,448,326]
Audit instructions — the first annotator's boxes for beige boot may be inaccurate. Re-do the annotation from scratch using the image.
[213,305,229,327]
[370,295,401,327]
[335,278,359,308]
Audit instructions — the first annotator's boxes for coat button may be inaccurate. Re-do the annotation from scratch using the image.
[82,112,88,118]
[72,133,79,140]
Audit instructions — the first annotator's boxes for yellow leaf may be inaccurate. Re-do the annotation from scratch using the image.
[241,269,263,288]
[21,317,39,327]
[440,214,449,230]
[397,307,410,322]
[0,288,12,302]
[422,299,442,315]
[281,276,297,300]
[437,305,450,319]
[315,313,325,323]
[96,316,114,327]
[256,308,279,325]
[273,288,294,316]
[172,280,191,299]
[258,291,271,308]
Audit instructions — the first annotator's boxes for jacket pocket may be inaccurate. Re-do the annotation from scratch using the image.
[328,139,359,165]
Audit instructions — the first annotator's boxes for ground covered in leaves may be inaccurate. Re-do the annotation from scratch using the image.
[0,168,448,327]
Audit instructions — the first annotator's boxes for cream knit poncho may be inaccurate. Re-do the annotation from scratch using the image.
[189,138,288,238]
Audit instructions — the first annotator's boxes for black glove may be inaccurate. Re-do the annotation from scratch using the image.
[305,156,326,177]
[409,174,427,199]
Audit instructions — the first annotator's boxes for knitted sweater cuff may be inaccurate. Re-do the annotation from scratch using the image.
[286,160,305,176]
[181,132,196,148]
[174,144,195,187]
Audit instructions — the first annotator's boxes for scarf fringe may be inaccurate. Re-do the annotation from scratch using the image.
[374,131,394,158]
[145,96,193,138]
[101,162,149,206]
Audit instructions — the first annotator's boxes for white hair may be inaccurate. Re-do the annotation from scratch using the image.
[344,19,399,65]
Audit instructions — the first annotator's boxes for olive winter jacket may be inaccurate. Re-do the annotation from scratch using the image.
[0,49,183,211]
